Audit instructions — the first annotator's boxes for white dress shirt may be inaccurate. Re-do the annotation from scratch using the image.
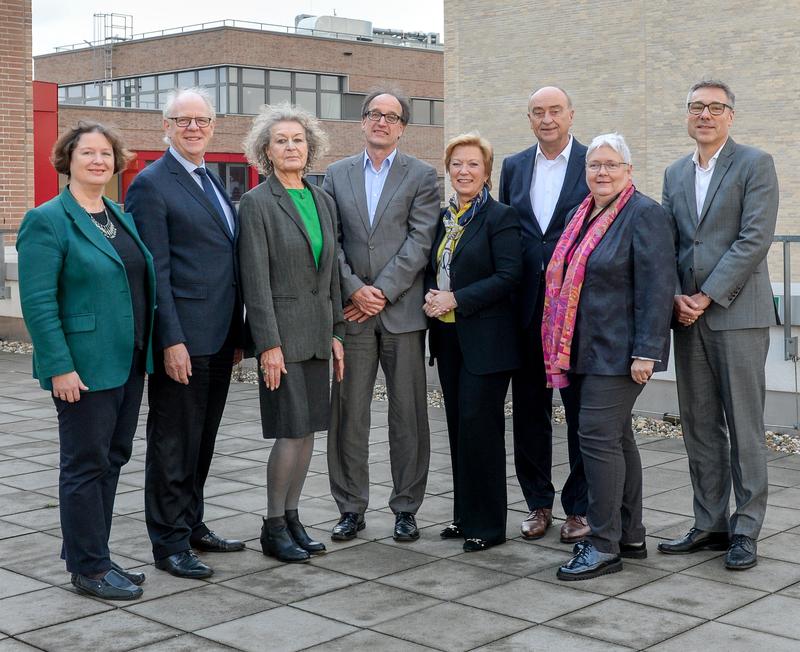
[364,148,397,225]
[169,145,235,234]
[530,135,573,233]
[692,140,727,218]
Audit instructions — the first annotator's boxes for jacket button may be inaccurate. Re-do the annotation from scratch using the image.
[694,240,701,245]
[369,245,375,251]
[311,289,318,295]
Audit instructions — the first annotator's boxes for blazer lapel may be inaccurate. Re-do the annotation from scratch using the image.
[698,138,735,223]
[681,158,700,224]
[60,188,121,264]
[165,152,234,241]
[269,175,315,259]
[310,184,334,274]
[371,153,409,232]
[451,199,488,263]
[520,147,543,238]
[208,167,237,241]
[346,157,371,232]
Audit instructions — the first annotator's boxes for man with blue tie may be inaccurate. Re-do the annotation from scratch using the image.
[126,88,245,579]
[498,86,590,543]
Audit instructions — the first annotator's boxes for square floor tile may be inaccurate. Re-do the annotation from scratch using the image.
[311,540,436,580]
[221,563,360,604]
[0,568,50,599]
[682,555,800,592]
[529,558,669,596]
[718,594,800,639]
[0,586,110,635]
[649,620,800,651]
[304,629,436,651]
[377,558,517,600]
[474,624,633,651]
[129,633,241,651]
[453,540,566,577]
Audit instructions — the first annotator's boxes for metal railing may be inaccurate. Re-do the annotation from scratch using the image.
[53,19,443,53]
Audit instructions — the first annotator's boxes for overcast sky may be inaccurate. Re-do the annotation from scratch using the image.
[32,0,444,55]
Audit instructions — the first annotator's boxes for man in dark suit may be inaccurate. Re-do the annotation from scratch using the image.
[498,86,590,543]
[659,80,779,570]
[126,88,245,579]
[323,89,440,542]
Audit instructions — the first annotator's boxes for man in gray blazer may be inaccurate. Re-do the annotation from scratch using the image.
[323,88,440,541]
[659,80,779,570]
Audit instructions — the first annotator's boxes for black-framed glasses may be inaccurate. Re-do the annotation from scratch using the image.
[687,101,732,116]
[167,116,213,128]
[364,110,402,124]
[586,161,629,173]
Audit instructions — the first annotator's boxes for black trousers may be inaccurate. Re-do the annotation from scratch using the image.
[145,336,234,561]
[434,322,511,541]
[572,374,645,554]
[56,355,145,575]
[512,280,586,515]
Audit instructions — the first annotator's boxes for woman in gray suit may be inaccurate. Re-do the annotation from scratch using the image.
[239,104,345,563]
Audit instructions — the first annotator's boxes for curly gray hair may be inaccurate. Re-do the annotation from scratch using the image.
[243,103,329,176]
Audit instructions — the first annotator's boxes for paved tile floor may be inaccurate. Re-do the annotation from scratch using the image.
[1,349,799,651]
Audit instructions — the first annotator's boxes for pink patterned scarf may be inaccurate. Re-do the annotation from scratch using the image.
[541,183,635,388]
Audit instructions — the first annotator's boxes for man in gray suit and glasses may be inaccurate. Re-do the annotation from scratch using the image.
[323,88,439,542]
[659,79,779,570]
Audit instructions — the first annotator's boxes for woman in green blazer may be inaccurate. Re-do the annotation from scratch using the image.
[17,121,156,601]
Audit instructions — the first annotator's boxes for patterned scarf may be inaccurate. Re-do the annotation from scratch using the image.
[541,183,635,388]
[436,185,488,291]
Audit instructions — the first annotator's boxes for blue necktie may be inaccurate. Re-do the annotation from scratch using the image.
[194,167,232,235]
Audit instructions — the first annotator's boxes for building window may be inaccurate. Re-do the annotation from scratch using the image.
[410,98,445,125]
[342,93,365,120]
[205,162,251,204]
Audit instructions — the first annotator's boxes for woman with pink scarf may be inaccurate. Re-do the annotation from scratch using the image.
[542,133,674,581]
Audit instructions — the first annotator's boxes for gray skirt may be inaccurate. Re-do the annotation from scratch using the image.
[257,358,330,438]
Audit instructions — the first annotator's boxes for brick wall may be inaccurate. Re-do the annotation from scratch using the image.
[0,0,33,237]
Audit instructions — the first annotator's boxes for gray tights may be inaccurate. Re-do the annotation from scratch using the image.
[267,433,314,518]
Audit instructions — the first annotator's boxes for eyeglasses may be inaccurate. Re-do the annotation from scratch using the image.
[167,116,213,128]
[586,161,629,173]
[687,101,732,116]
[364,110,402,124]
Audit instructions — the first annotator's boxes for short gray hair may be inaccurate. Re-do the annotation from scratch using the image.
[686,79,735,107]
[162,87,216,121]
[586,132,632,164]
[243,103,329,176]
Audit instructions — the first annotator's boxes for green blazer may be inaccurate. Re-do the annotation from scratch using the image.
[17,186,156,391]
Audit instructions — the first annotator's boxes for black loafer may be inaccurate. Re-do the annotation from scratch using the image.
[191,531,245,553]
[463,536,504,552]
[393,512,420,541]
[440,523,463,539]
[657,528,729,555]
[155,550,213,579]
[331,512,365,541]
[110,561,146,586]
[557,541,622,581]
[619,542,647,559]
[725,534,757,570]
[71,569,143,600]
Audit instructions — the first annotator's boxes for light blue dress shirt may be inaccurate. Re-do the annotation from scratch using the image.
[169,146,235,234]
[363,148,397,225]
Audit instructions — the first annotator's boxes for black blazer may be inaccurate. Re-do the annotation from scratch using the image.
[126,150,244,355]
[568,191,675,376]
[426,196,523,375]
[498,139,589,328]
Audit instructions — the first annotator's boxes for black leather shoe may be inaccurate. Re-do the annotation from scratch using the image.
[110,561,145,586]
[331,512,365,541]
[725,534,757,570]
[619,542,647,559]
[155,550,214,579]
[285,509,326,554]
[393,512,420,541]
[71,569,143,600]
[191,531,245,553]
[261,516,310,563]
[463,536,504,552]
[657,528,729,555]
[440,523,463,539]
[557,541,622,581]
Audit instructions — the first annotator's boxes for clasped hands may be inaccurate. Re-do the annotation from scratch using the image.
[423,289,457,318]
[673,292,712,327]
[343,285,386,323]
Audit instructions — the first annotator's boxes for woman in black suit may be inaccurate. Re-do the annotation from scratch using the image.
[425,133,522,552]
[541,133,674,580]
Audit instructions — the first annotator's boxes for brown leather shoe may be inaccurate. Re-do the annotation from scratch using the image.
[521,508,553,539]
[560,515,590,543]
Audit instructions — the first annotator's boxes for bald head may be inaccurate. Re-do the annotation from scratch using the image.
[527,86,574,157]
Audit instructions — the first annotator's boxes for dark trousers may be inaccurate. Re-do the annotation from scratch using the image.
[434,322,510,541]
[145,337,234,560]
[512,282,586,514]
[572,374,645,554]
[56,356,145,575]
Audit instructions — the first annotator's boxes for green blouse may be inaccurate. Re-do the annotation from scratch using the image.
[287,187,323,267]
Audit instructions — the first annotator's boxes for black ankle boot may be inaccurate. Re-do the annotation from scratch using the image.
[260,516,310,563]
[285,509,326,554]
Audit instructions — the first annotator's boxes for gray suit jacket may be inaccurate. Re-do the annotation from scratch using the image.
[238,174,345,362]
[662,138,779,330]
[323,150,440,334]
